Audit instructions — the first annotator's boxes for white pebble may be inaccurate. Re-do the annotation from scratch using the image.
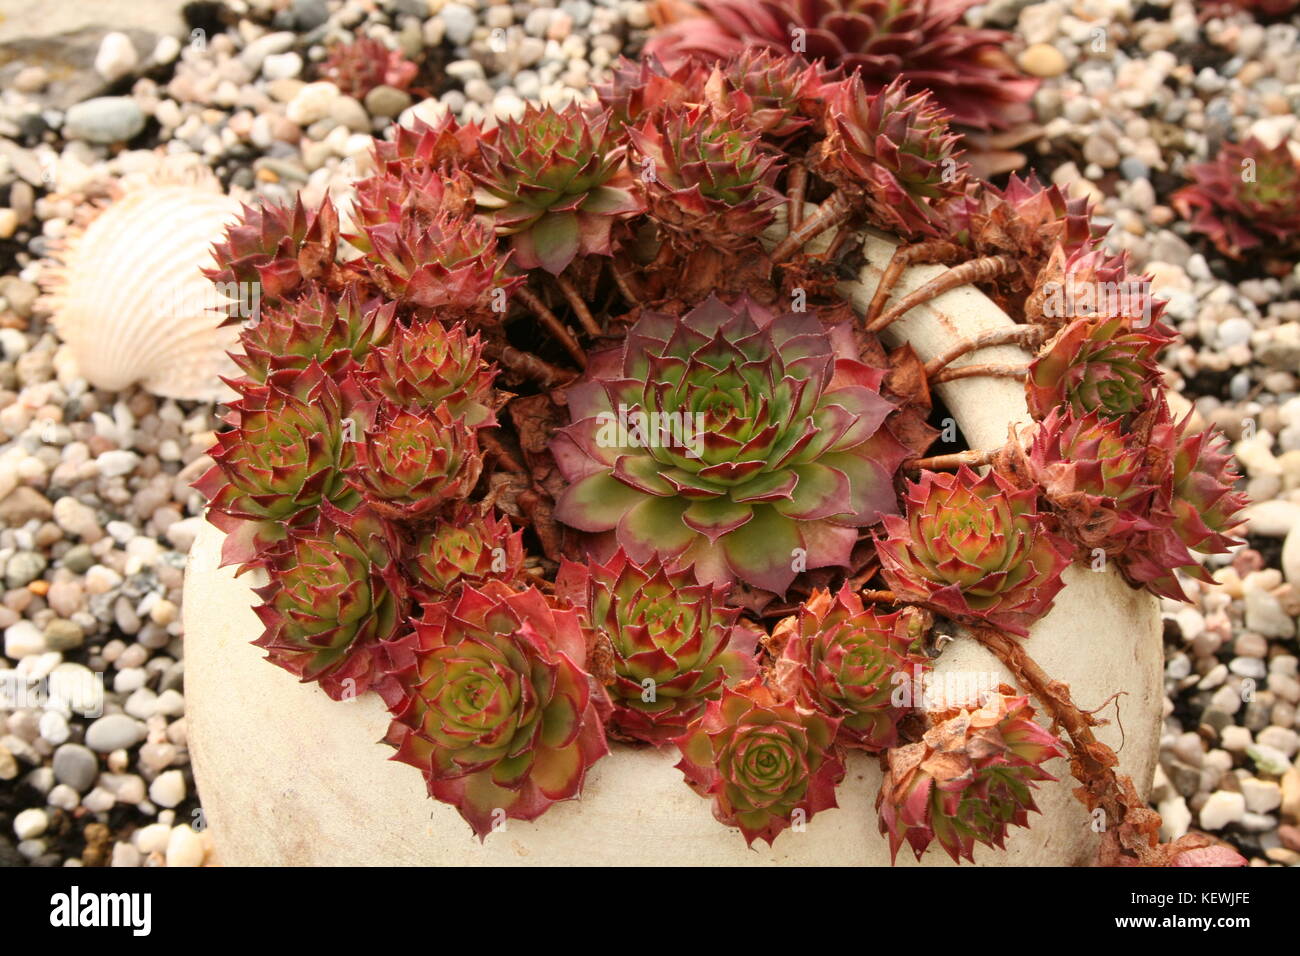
[1198,790,1245,830]
[165,825,204,867]
[149,769,185,808]
[13,807,48,839]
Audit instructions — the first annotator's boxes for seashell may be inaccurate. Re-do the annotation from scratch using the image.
[42,159,246,402]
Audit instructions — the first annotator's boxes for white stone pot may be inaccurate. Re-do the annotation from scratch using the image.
[182,233,1164,866]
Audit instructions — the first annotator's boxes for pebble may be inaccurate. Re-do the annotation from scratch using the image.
[1200,790,1246,830]
[13,808,48,840]
[42,619,84,652]
[149,770,186,809]
[62,98,146,144]
[165,825,204,867]
[52,743,98,792]
[4,620,44,659]
[1242,778,1283,815]
[364,85,412,118]
[441,4,478,46]
[84,714,145,753]
[95,32,139,82]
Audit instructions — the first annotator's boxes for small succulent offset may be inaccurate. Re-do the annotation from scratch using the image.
[1172,136,1300,263]
[877,688,1064,863]
[199,42,1247,866]
[320,36,419,99]
[675,679,845,846]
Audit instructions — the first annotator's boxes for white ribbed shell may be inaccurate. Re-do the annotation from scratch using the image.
[45,184,246,401]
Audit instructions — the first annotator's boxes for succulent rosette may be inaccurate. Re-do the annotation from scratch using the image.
[627,104,784,250]
[473,103,642,274]
[875,466,1071,637]
[816,76,967,238]
[321,36,417,98]
[360,211,518,317]
[1120,415,1247,601]
[194,362,361,566]
[346,401,483,522]
[706,50,825,142]
[595,55,709,129]
[1017,408,1161,558]
[354,319,496,426]
[1172,136,1300,261]
[234,286,396,383]
[253,502,403,701]
[403,506,526,599]
[674,678,844,846]
[644,0,1038,132]
[550,295,911,594]
[381,582,610,838]
[206,195,340,306]
[351,164,477,235]
[1026,314,1171,421]
[876,687,1065,863]
[372,114,492,178]
[555,550,759,745]
[772,586,928,751]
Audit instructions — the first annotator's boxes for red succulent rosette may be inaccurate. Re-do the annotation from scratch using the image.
[353,319,497,426]
[402,505,526,599]
[346,401,483,522]
[555,550,759,745]
[252,501,404,701]
[771,585,929,752]
[380,582,611,838]
[876,687,1065,863]
[194,362,362,568]
[674,678,844,846]
[875,466,1072,637]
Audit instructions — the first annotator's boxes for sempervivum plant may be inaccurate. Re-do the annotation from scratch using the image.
[815,76,967,238]
[876,687,1065,863]
[627,104,784,250]
[195,362,361,566]
[675,679,844,846]
[1025,314,1172,422]
[233,286,396,384]
[345,402,483,523]
[473,103,642,273]
[550,295,910,594]
[1014,408,1161,559]
[320,36,418,99]
[254,503,403,701]
[402,506,526,600]
[555,550,759,745]
[354,319,496,426]
[380,582,609,838]
[771,586,929,751]
[875,467,1072,637]
[1172,136,1300,263]
[1120,414,1248,602]
[196,48,1248,865]
[644,0,1038,132]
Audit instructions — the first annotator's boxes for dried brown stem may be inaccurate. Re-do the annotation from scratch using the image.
[865,240,963,323]
[930,362,1028,385]
[866,255,1016,334]
[859,589,898,604]
[515,287,587,368]
[609,260,643,308]
[771,190,852,263]
[483,341,574,388]
[970,626,1165,865]
[479,429,528,476]
[924,326,1045,377]
[786,164,808,231]
[555,274,601,337]
[905,448,996,472]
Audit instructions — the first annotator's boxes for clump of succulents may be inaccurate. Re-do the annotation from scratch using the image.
[644,0,1038,132]
[197,44,1247,866]
[1172,136,1300,263]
